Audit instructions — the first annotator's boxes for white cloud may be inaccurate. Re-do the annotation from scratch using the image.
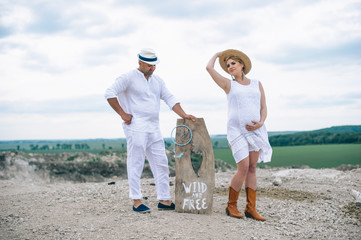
[0,4,34,33]
[0,0,360,140]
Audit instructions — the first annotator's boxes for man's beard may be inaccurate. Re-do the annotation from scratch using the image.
[144,70,153,77]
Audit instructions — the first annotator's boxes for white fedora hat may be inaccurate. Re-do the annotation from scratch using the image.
[138,48,160,65]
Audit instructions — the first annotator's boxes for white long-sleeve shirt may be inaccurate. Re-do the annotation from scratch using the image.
[104,69,179,132]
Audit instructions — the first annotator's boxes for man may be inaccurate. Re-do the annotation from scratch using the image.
[105,48,196,213]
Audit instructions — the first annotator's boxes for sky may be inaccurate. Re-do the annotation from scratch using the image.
[0,0,360,140]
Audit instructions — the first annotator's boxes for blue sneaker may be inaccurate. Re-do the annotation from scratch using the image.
[133,204,151,213]
[158,202,175,210]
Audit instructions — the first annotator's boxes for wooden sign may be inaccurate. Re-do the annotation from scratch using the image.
[174,118,215,214]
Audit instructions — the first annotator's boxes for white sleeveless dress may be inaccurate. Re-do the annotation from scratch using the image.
[227,79,272,163]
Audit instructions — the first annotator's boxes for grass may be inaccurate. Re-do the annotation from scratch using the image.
[214,144,361,169]
[0,139,127,153]
[2,139,360,169]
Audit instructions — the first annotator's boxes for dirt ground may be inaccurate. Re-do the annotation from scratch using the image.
[1,166,360,240]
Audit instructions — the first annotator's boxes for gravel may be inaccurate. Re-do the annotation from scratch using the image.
[1,167,360,239]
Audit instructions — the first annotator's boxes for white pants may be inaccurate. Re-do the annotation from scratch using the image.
[124,129,171,200]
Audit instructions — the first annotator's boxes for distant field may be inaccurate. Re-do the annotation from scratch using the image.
[1,138,360,169]
[0,139,127,153]
[214,144,361,169]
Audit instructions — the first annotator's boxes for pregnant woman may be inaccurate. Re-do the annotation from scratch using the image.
[206,49,272,221]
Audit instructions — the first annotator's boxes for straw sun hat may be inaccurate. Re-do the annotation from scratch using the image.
[219,49,252,75]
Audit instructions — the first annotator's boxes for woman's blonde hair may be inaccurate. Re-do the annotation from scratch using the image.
[225,56,244,68]
[224,55,245,79]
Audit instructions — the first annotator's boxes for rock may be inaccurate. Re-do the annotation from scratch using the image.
[351,189,361,203]
[273,177,282,186]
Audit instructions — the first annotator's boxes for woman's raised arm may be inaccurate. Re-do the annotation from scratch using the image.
[206,52,231,94]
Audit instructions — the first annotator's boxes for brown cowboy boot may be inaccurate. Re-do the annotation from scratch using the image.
[244,187,266,221]
[226,186,243,218]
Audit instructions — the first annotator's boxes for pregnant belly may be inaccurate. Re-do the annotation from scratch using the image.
[231,111,260,125]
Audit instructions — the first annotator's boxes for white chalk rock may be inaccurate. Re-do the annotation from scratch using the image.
[273,177,282,186]
[351,189,361,203]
